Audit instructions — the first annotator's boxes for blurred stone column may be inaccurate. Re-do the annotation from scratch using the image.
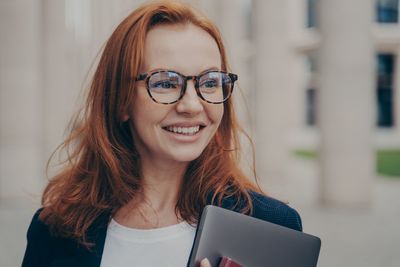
[252,0,297,181]
[42,0,91,159]
[0,0,44,201]
[317,0,374,206]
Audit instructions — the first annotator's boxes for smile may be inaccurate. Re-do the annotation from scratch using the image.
[164,125,201,135]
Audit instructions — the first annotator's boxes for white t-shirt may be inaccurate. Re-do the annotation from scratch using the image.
[100,218,197,267]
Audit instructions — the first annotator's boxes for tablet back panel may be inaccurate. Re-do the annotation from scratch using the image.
[188,205,321,267]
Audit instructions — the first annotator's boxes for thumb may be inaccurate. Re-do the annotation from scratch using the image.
[200,258,212,267]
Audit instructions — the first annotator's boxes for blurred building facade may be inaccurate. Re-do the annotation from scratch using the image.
[0,0,399,205]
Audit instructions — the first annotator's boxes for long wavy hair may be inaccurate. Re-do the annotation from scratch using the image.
[40,0,260,246]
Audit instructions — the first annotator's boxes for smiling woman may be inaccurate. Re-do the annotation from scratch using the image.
[21,1,302,267]
[129,23,225,165]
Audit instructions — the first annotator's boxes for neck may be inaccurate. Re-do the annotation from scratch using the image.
[140,156,188,207]
[115,157,189,229]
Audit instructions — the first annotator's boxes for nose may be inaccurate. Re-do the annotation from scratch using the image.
[175,80,204,115]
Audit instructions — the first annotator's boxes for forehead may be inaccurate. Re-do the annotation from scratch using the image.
[142,23,222,74]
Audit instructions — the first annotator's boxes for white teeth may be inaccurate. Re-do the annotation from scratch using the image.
[166,125,200,135]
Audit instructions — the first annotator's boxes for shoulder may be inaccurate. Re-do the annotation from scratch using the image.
[25,208,49,241]
[23,207,111,266]
[22,208,79,267]
[248,191,303,232]
[22,208,52,266]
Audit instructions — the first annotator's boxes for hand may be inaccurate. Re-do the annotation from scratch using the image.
[200,258,212,267]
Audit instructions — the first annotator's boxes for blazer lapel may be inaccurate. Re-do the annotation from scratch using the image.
[52,212,110,267]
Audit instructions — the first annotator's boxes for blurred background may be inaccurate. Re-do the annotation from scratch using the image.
[1,0,399,266]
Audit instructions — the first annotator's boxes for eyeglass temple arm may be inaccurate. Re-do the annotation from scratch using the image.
[136,74,148,81]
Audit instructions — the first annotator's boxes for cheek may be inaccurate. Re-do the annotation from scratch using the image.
[131,105,165,131]
[210,104,224,125]
[206,105,224,148]
[131,89,167,125]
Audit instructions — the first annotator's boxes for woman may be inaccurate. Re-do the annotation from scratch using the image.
[22,1,302,267]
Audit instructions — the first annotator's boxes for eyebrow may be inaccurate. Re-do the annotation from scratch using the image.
[200,67,220,74]
[147,67,221,75]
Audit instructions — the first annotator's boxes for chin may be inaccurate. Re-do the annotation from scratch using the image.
[168,149,204,163]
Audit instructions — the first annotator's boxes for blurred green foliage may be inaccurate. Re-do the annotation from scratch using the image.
[294,149,400,177]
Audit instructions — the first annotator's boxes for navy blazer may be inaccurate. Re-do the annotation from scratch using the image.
[21,191,302,267]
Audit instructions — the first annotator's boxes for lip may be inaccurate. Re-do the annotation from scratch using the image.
[162,122,207,128]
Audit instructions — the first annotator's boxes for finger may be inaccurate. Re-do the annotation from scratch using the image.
[200,258,212,267]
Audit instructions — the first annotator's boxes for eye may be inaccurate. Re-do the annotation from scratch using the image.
[201,79,219,88]
[151,80,177,89]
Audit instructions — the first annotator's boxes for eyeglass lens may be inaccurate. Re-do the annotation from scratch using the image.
[147,71,233,104]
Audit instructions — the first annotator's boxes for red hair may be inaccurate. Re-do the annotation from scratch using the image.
[40,0,260,246]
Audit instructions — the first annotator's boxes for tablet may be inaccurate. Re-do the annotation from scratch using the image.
[187,205,321,267]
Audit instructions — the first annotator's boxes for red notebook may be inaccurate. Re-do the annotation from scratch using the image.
[219,257,244,267]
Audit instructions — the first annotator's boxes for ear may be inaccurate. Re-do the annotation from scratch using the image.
[121,114,129,122]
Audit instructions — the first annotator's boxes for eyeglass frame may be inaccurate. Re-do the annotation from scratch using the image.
[135,70,238,105]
